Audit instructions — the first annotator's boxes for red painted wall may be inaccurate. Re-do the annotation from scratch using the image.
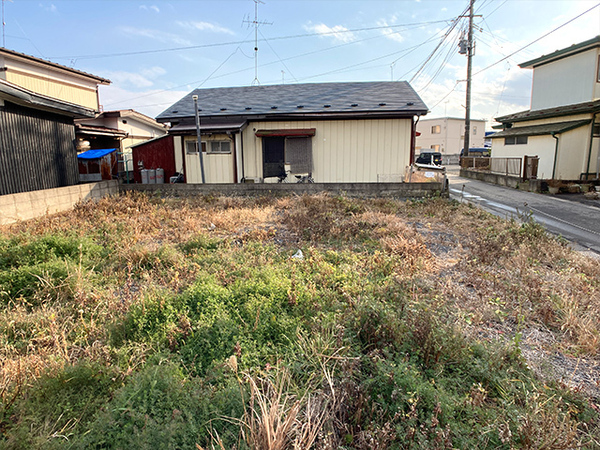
[132,135,176,184]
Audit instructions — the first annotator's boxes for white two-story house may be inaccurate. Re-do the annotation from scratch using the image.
[491,36,600,180]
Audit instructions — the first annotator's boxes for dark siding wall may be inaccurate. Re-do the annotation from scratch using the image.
[0,101,79,195]
[132,135,176,183]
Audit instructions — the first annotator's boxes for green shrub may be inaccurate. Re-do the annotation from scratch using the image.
[1,362,119,449]
[76,360,244,449]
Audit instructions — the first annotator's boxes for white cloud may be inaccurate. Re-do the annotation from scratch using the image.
[39,3,57,13]
[304,22,355,43]
[99,85,190,119]
[377,19,405,43]
[139,5,160,13]
[177,21,235,35]
[119,26,192,46]
[102,71,155,89]
[140,66,167,78]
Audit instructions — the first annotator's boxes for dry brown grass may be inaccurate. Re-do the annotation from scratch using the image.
[1,191,599,423]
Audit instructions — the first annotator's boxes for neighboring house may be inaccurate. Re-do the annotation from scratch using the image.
[491,36,600,180]
[75,110,168,179]
[0,48,110,195]
[416,117,486,158]
[156,81,428,183]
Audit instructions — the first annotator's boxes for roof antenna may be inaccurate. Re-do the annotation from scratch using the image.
[243,0,272,86]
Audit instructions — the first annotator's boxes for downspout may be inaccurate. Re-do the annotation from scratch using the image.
[411,115,420,165]
[240,127,246,182]
[585,113,597,180]
[551,132,559,180]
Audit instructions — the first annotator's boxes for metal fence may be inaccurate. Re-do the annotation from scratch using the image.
[490,157,522,177]
[460,157,491,170]
[461,157,522,177]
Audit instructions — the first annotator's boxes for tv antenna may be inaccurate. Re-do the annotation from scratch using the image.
[243,0,272,85]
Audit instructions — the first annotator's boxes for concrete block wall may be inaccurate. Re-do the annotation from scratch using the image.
[0,181,118,225]
[121,182,446,199]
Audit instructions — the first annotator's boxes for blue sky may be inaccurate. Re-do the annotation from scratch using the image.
[3,0,599,126]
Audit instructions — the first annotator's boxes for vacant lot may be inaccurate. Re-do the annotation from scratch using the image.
[0,192,598,449]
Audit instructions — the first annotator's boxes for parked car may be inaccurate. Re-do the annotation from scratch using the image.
[416,151,443,166]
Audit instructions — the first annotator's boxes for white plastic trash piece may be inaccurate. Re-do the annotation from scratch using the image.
[208,223,216,231]
[291,249,304,260]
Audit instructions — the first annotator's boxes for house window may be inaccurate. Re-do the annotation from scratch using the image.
[431,125,441,134]
[430,145,440,151]
[285,137,313,173]
[185,140,207,154]
[505,136,528,145]
[208,141,231,154]
[473,126,477,135]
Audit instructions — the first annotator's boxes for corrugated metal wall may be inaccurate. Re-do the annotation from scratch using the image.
[0,101,79,195]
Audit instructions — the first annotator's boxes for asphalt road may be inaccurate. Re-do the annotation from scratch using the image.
[446,169,600,258]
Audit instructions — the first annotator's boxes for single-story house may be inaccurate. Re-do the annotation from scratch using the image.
[491,36,600,181]
[156,81,428,183]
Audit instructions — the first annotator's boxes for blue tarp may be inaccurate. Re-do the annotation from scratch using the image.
[77,148,117,160]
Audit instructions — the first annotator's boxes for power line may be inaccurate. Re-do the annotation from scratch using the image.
[409,3,469,83]
[259,29,298,83]
[473,2,600,76]
[50,19,453,61]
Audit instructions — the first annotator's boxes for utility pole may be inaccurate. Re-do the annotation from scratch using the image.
[193,95,206,184]
[463,0,475,157]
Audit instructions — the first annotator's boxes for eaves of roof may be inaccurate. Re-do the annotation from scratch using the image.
[0,78,96,118]
[75,123,128,137]
[169,119,247,135]
[101,109,167,129]
[495,99,600,124]
[0,47,111,84]
[129,134,172,149]
[490,119,591,138]
[519,36,600,68]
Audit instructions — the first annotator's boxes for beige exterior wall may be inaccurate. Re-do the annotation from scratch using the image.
[491,121,594,180]
[530,48,599,110]
[183,135,235,183]
[242,118,412,183]
[416,117,485,154]
[0,56,100,110]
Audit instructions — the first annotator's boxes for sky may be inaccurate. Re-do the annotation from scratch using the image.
[2,0,599,127]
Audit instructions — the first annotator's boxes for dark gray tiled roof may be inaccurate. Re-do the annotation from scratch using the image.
[495,99,600,124]
[491,120,591,138]
[156,81,428,121]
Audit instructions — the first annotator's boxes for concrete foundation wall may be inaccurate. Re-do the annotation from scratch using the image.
[121,182,445,199]
[460,168,544,192]
[0,180,118,225]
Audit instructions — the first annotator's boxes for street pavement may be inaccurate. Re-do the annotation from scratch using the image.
[446,167,600,258]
